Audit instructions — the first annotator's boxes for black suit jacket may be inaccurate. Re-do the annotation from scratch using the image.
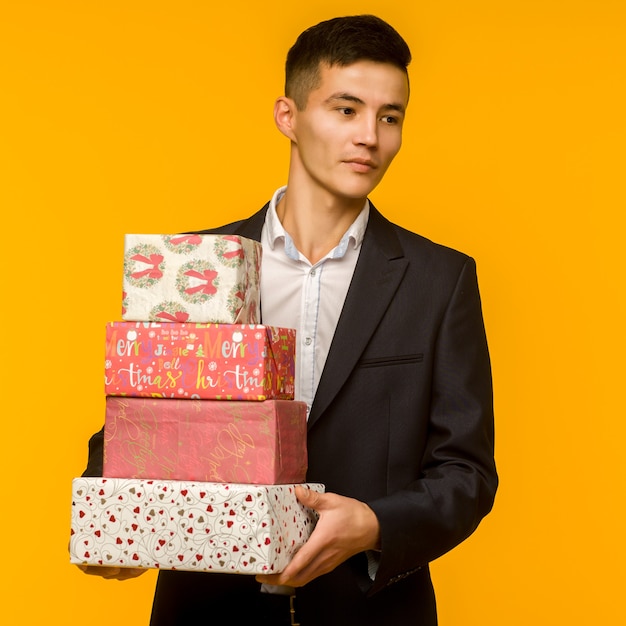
[84,202,497,625]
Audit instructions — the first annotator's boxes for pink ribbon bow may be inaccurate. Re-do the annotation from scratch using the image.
[156,310,190,322]
[222,236,245,260]
[168,234,202,246]
[184,269,218,295]
[130,253,164,280]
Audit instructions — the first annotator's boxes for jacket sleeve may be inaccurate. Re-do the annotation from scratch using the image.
[82,427,105,477]
[366,256,498,594]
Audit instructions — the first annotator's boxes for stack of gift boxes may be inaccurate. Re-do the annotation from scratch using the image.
[70,234,323,575]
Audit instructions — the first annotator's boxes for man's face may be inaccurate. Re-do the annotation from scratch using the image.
[288,60,409,203]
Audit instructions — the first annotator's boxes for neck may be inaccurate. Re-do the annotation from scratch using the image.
[277,174,365,265]
[277,192,363,265]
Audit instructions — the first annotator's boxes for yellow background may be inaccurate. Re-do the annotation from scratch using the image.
[1,1,624,623]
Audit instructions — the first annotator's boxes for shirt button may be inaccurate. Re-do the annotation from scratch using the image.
[309,268,316,276]
[304,337,312,346]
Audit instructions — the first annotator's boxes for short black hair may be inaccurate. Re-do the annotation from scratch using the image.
[285,14,412,109]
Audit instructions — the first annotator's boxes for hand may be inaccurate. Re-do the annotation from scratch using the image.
[76,564,147,581]
[256,485,380,587]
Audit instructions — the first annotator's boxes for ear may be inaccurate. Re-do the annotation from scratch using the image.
[274,96,298,141]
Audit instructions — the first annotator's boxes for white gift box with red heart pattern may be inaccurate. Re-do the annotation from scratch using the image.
[122,234,262,324]
[70,477,323,574]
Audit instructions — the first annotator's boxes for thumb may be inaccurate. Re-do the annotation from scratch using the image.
[295,484,324,510]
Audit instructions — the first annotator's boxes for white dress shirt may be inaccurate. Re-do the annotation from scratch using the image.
[260,186,369,416]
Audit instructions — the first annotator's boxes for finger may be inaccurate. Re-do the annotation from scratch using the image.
[78,565,121,577]
[284,544,344,586]
[255,540,314,586]
[77,565,145,580]
[257,526,340,587]
[257,546,340,588]
[295,485,325,510]
[110,568,146,580]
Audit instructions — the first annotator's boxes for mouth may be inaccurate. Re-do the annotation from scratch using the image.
[343,158,377,173]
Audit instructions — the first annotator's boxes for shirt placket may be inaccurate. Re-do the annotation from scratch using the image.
[300,262,322,416]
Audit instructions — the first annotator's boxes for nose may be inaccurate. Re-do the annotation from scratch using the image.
[353,114,378,148]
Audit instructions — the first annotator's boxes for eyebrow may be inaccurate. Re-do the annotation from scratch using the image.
[325,92,406,114]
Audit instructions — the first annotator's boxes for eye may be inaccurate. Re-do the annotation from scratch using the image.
[381,115,399,125]
[338,107,355,116]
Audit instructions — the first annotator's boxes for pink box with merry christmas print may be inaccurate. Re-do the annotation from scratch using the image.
[122,234,261,324]
[104,322,295,401]
[70,477,323,574]
[103,397,308,484]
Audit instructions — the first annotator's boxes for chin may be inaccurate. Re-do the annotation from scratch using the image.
[330,179,377,200]
[340,184,379,201]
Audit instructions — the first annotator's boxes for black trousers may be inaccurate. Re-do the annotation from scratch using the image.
[149,565,437,625]
[150,571,296,626]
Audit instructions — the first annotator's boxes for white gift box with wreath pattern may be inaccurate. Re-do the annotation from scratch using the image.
[122,234,261,324]
[70,477,323,574]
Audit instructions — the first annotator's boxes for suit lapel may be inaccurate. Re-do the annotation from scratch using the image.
[307,207,408,430]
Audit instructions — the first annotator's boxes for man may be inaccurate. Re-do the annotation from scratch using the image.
[81,14,497,625]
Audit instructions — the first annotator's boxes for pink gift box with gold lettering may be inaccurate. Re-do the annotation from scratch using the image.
[103,397,308,484]
[104,323,295,401]
[122,234,261,324]
[70,478,323,574]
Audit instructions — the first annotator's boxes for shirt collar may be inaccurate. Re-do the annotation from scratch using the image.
[265,186,370,260]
